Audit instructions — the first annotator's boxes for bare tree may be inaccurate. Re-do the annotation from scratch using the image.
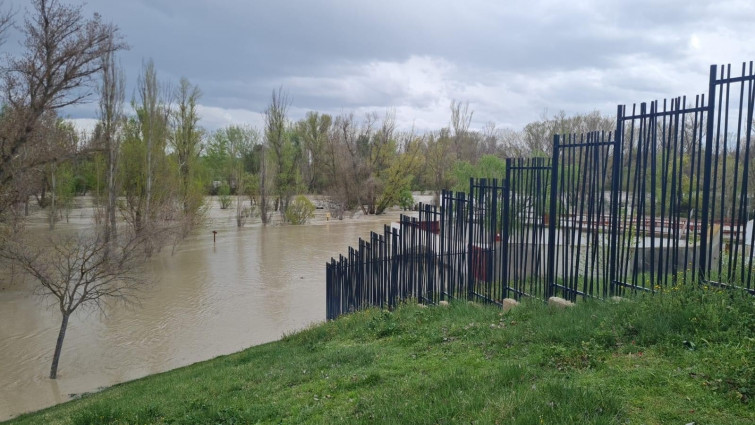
[0,228,147,379]
[134,59,170,249]
[327,113,367,215]
[0,0,124,214]
[450,100,476,162]
[0,3,12,44]
[98,34,125,242]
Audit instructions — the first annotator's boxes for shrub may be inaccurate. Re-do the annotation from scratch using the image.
[217,183,232,209]
[398,188,414,210]
[285,195,315,224]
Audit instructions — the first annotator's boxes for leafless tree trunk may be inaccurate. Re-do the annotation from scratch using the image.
[135,60,170,253]
[50,312,70,379]
[99,36,125,243]
[0,228,147,379]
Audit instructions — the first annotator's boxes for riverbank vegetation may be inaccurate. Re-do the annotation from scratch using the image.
[7,283,754,424]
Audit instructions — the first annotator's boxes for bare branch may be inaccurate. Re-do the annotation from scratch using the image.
[0,227,148,378]
[0,0,126,213]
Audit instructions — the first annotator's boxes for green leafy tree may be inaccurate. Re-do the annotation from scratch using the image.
[374,133,424,214]
[423,128,456,202]
[217,182,232,209]
[296,112,332,193]
[169,77,205,224]
[451,154,506,193]
[264,88,302,221]
[216,125,259,226]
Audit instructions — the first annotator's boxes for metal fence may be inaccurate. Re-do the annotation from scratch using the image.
[326,62,755,320]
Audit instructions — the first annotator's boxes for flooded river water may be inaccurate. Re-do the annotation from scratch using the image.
[0,202,407,419]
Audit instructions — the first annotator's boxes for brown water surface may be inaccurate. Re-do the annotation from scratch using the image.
[0,202,406,420]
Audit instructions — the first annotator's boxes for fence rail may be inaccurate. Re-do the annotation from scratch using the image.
[326,61,755,320]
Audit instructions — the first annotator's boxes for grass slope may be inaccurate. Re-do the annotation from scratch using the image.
[7,284,754,424]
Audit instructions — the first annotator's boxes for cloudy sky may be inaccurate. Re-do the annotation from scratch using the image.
[5,0,755,134]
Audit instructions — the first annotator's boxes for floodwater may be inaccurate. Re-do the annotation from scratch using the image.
[0,200,408,420]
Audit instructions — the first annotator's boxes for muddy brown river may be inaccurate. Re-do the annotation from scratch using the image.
[0,202,409,420]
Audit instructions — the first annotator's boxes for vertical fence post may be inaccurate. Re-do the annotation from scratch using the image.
[609,105,624,297]
[547,135,560,299]
[699,64,717,281]
[502,159,511,299]
[326,262,332,320]
[490,179,498,298]
[467,177,475,301]
[441,194,446,299]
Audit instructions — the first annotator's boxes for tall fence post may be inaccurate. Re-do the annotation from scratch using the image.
[490,178,498,297]
[699,64,717,280]
[502,159,511,299]
[467,177,475,301]
[439,191,447,301]
[547,135,560,299]
[608,105,624,297]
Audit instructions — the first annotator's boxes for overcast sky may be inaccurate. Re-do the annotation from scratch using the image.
[5,0,755,134]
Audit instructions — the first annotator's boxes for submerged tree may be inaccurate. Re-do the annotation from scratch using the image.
[97,35,126,242]
[0,228,147,379]
[209,125,259,226]
[169,77,204,225]
[264,88,302,220]
[296,112,332,193]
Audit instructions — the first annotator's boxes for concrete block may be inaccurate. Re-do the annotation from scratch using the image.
[438,300,450,307]
[548,296,575,309]
[502,298,520,312]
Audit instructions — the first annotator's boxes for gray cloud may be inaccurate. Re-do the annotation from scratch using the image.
[4,0,755,133]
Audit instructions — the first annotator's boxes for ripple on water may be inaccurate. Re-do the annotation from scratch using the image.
[0,202,408,418]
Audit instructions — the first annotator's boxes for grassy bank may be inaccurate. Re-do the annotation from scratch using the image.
[7,284,754,424]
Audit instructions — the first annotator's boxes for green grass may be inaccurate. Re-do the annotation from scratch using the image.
[7,283,754,424]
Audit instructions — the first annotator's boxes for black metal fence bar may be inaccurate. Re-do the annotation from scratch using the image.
[506,158,551,300]
[703,62,755,293]
[325,61,755,320]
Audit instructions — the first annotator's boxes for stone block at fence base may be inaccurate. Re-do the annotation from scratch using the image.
[548,297,575,309]
[502,298,520,313]
[417,303,427,309]
[438,300,450,307]
[610,296,628,303]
